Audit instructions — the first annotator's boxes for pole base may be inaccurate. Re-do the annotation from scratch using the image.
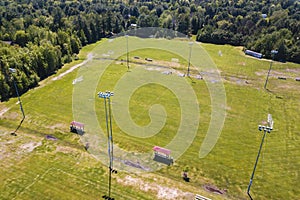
[11,132,17,136]
[102,195,114,200]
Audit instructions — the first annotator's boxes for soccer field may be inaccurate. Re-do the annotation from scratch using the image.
[0,34,299,199]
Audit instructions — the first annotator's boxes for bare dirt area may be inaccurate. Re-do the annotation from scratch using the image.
[48,123,66,130]
[117,175,195,200]
[1,111,19,120]
[223,76,251,86]
[0,107,9,117]
[152,60,181,69]
[20,141,42,153]
[273,82,300,91]
[0,131,43,161]
[130,59,203,80]
[255,69,300,90]
[56,145,78,154]
[255,68,300,79]
[204,184,227,195]
[285,68,300,74]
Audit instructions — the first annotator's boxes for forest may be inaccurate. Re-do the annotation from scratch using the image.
[0,0,299,101]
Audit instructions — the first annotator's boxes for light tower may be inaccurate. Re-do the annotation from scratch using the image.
[125,35,129,71]
[264,50,278,89]
[98,91,117,200]
[9,68,25,136]
[187,42,193,77]
[247,114,274,200]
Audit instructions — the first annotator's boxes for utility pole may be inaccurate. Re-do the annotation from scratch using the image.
[247,114,274,200]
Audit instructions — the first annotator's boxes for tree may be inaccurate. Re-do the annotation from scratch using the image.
[196,25,213,43]
[138,14,152,27]
[14,30,29,47]
[0,73,10,101]
[191,15,199,35]
[177,13,190,35]
[70,36,81,54]
[275,41,287,62]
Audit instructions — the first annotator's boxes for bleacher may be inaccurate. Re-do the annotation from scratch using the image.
[194,194,212,200]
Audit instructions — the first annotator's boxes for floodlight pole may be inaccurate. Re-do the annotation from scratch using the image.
[103,95,112,198]
[108,96,114,172]
[9,68,25,136]
[247,114,273,200]
[264,50,278,90]
[126,35,129,71]
[187,42,193,77]
[98,91,116,200]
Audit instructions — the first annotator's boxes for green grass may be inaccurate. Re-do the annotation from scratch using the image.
[0,39,299,200]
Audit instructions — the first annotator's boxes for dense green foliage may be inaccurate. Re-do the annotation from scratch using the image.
[0,0,299,101]
[195,0,300,63]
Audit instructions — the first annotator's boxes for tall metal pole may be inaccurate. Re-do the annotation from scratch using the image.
[187,42,193,77]
[264,50,278,90]
[126,35,129,71]
[9,68,25,136]
[103,97,112,198]
[99,91,115,200]
[108,97,114,168]
[247,114,273,199]
[247,129,267,200]
[264,61,273,89]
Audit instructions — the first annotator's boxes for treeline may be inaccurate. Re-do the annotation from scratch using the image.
[195,1,300,63]
[0,0,299,101]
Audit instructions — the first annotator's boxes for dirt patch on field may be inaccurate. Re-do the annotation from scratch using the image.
[56,146,77,154]
[48,123,65,130]
[223,76,250,86]
[286,68,300,74]
[238,62,246,66]
[0,111,19,120]
[204,184,227,195]
[0,107,9,117]
[273,82,300,90]
[20,141,42,152]
[256,69,300,79]
[117,175,194,200]
[153,60,181,68]
[0,131,43,161]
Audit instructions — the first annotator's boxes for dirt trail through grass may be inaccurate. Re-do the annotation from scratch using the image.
[52,53,93,81]
[0,107,9,116]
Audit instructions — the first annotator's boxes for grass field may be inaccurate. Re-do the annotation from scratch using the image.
[0,37,299,200]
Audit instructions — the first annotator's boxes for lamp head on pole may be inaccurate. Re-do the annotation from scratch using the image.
[258,114,274,133]
[98,91,114,99]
